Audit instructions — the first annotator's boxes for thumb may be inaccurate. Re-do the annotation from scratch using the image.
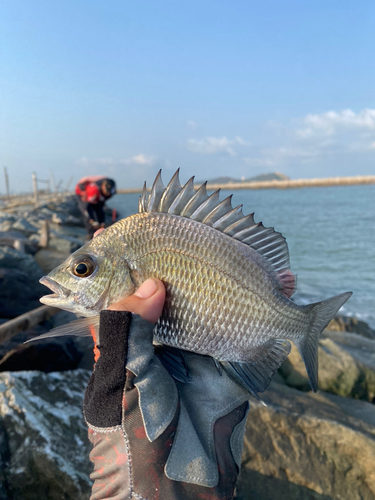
[107,278,166,323]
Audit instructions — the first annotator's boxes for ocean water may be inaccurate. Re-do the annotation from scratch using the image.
[109,184,375,329]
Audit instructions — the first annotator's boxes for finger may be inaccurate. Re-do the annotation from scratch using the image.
[93,228,105,238]
[107,278,166,323]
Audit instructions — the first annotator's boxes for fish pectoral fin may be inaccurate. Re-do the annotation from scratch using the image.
[24,316,100,343]
[154,344,190,383]
[220,339,291,400]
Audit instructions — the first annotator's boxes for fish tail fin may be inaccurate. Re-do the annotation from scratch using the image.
[296,291,352,392]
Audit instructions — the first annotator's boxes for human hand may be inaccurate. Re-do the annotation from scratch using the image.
[107,278,165,323]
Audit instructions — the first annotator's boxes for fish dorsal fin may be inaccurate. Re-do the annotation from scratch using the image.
[139,170,295,295]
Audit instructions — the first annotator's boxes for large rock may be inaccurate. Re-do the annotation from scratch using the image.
[329,315,375,340]
[0,230,38,255]
[236,383,375,500]
[0,370,92,500]
[0,247,46,318]
[279,330,375,402]
[0,311,95,373]
[11,218,39,236]
[34,248,71,274]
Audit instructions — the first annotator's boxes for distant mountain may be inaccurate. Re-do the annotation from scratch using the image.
[206,172,290,184]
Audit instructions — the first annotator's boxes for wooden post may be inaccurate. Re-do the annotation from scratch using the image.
[32,172,39,205]
[39,220,50,248]
[3,166,10,198]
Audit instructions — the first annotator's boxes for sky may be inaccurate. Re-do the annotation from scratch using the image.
[1,0,375,193]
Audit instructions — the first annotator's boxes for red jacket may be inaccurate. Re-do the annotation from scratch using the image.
[75,176,112,204]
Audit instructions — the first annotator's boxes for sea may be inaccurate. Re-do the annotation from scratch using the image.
[109,184,375,329]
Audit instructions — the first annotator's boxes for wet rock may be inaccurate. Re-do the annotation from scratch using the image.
[51,212,81,226]
[11,218,39,236]
[0,247,46,318]
[0,370,92,500]
[48,230,83,253]
[0,216,16,233]
[236,383,375,500]
[0,339,83,373]
[0,312,94,373]
[34,248,70,274]
[279,331,375,402]
[0,230,38,255]
[329,315,375,340]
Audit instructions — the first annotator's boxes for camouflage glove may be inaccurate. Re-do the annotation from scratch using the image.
[83,311,250,500]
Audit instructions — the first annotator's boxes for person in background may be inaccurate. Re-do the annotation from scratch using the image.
[75,176,117,238]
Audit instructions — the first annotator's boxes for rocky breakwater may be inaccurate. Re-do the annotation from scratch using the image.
[0,197,375,499]
[236,319,375,500]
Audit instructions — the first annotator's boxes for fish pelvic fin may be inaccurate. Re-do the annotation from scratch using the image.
[296,291,352,392]
[154,344,190,383]
[220,339,291,401]
[24,316,100,343]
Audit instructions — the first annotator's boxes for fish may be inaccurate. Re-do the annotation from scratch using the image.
[36,169,352,399]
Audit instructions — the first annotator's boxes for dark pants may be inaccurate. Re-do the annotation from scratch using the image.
[76,196,105,238]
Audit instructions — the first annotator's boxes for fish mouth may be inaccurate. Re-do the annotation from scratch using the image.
[39,276,71,305]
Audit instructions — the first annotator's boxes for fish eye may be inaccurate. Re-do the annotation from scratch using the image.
[71,255,96,278]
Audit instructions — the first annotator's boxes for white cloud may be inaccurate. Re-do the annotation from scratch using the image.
[76,156,114,166]
[243,157,278,167]
[187,136,250,156]
[187,120,197,130]
[76,154,155,167]
[297,109,375,138]
[121,154,155,166]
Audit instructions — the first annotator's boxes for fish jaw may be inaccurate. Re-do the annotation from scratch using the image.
[39,276,71,305]
[39,275,97,316]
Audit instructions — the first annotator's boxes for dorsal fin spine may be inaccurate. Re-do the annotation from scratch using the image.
[159,169,182,212]
[180,181,208,217]
[168,176,195,215]
[141,170,293,290]
[147,170,165,211]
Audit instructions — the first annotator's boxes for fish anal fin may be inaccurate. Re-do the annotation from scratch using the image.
[154,344,190,383]
[220,339,291,400]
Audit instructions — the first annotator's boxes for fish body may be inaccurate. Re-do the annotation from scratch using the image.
[39,170,352,398]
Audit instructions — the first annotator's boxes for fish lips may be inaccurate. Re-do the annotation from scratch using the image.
[39,276,71,306]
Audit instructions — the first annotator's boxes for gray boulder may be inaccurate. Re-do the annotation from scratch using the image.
[11,219,39,236]
[236,382,375,500]
[0,230,38,255]
[34,248,71,274]
[0,247,46,318]
[0,370,92,500]
[329,315,375,340]
[279,330,375,402]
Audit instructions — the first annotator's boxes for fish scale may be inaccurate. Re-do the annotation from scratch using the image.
[37,169,352,400]
[114,212,307,361]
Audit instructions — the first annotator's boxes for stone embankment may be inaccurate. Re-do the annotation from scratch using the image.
[114,174,375,194]
[0,195,375,499]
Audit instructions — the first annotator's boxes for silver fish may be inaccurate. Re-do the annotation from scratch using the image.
[37,170,352,399]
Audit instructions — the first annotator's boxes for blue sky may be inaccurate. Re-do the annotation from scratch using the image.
[1,0,374,192]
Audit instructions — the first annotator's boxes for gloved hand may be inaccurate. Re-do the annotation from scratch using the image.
[83,279,250,500]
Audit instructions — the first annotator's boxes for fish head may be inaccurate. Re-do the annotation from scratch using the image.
[39,228,136,316]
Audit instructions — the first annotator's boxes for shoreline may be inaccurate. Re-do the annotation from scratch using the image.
[118,174,375,194]
[1,175,375,200]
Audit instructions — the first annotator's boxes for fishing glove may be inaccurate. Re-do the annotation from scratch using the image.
[83,311,250,500]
